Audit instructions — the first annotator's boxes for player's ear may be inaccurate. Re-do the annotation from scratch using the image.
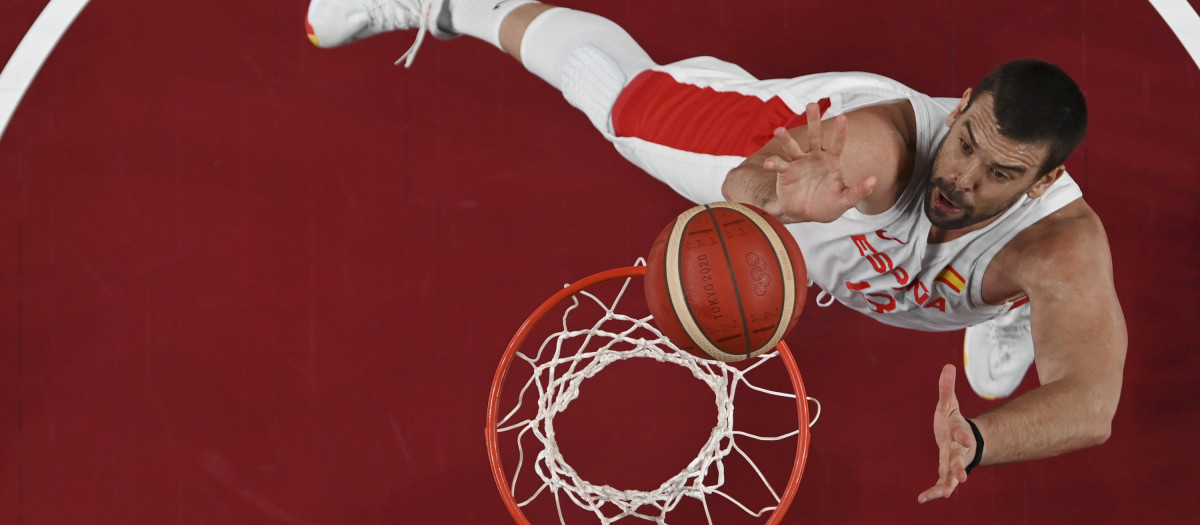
[946,88,972,126]
[1027,165,1065,198]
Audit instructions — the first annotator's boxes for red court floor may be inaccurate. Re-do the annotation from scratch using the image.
[2,0,1198,523]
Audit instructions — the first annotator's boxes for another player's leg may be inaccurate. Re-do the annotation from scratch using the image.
[963,303,1035,399]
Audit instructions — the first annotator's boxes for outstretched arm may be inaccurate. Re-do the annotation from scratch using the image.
[919,205,1126,502]
[972,209,1126,461]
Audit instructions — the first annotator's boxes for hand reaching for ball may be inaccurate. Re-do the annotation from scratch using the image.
[761,103,877,223]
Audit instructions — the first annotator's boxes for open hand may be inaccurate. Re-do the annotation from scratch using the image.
[762,102,876,223]
[918,364,978,503]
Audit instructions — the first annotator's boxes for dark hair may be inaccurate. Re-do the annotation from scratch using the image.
[967,59,1087,176]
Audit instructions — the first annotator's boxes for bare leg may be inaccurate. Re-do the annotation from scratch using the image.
[499,4,557,62]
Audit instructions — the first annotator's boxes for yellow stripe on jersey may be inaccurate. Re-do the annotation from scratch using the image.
[935,266,966,294]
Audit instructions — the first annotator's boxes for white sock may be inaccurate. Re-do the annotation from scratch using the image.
[445,0,540,49]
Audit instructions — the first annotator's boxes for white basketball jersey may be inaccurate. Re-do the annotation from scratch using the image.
[590,58,1085,331]
[789,89,1083,332]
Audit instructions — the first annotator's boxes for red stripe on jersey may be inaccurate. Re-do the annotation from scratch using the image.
[611,70,830,157]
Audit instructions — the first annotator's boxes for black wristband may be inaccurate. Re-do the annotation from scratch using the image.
[965,419,984,474]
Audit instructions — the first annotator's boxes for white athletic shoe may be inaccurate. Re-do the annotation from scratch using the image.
[305,0,455,66]
[963,303,1035,400]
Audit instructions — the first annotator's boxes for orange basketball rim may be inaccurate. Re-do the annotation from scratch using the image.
[485,266,813,524]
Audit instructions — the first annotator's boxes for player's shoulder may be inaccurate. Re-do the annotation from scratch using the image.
[844,99,912,128]
[834,102,916,211]
[1004,199,1113,283]
[1019,198,1107,247]
[839,101,916,153]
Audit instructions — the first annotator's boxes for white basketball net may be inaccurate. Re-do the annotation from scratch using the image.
[495,273,819,524]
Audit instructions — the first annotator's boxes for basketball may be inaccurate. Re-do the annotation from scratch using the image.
[645,202,807,362]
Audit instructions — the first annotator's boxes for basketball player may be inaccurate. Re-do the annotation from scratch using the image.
[305,0,1126,503]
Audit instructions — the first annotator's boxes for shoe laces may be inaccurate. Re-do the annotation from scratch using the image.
[374,0,429,68]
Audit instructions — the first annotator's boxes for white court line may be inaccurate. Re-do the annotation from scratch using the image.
[1150,0,1200,70]
[0,0,91,142]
